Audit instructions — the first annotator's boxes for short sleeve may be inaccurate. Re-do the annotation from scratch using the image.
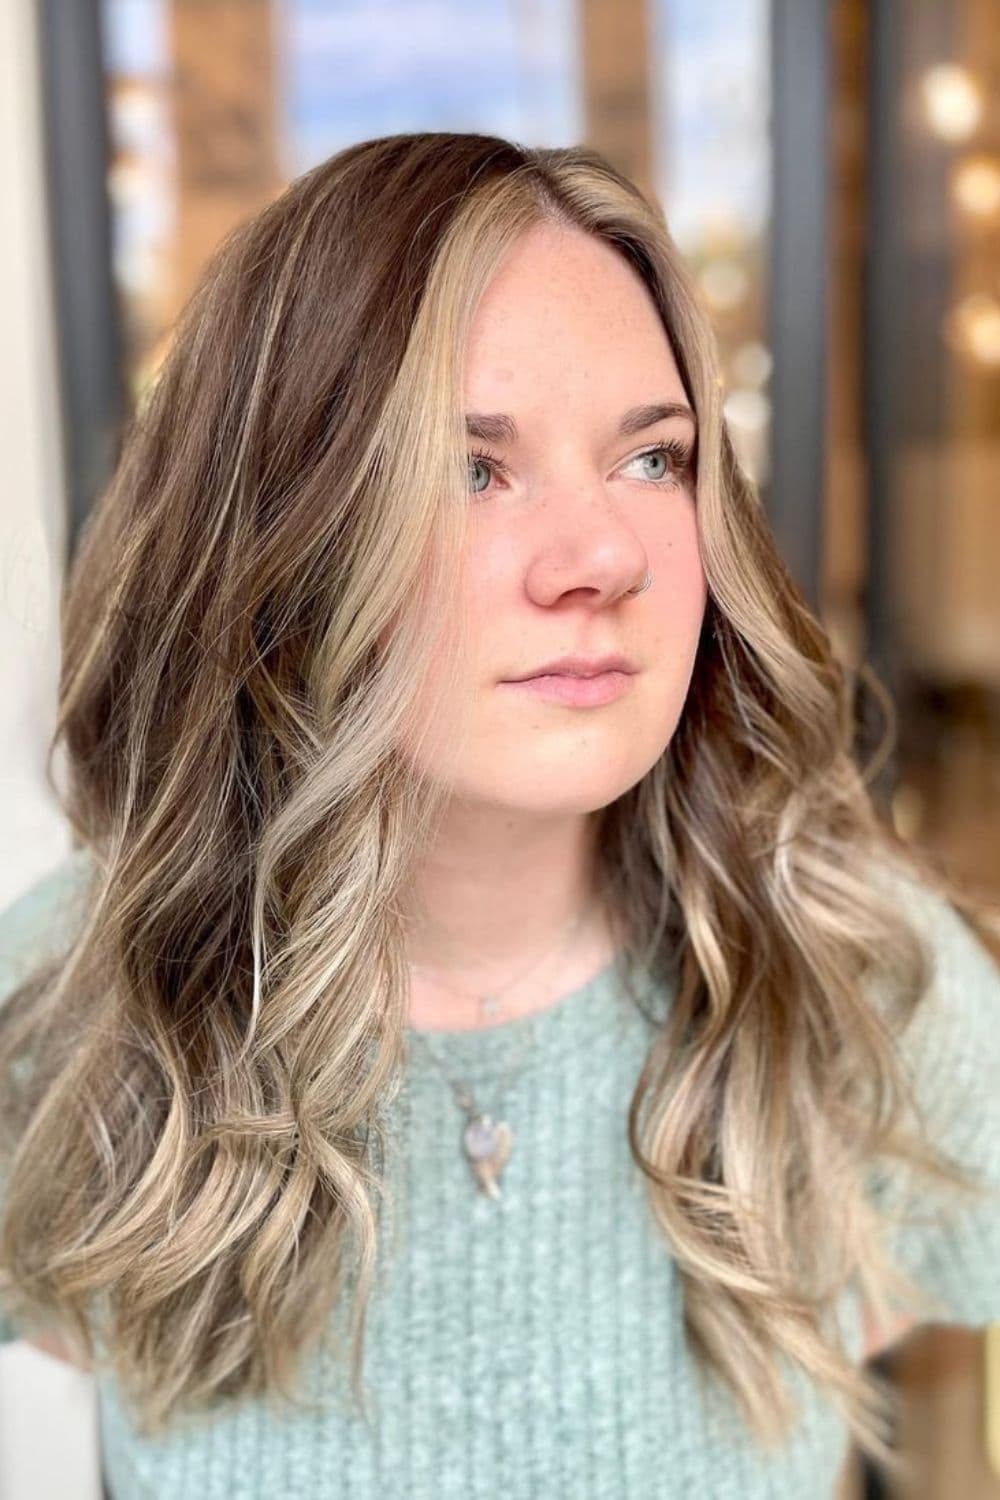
[872,866,1000,1328]
[0,846,97,1345]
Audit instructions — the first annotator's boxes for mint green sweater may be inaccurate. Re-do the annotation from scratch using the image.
[2,849,999,1498]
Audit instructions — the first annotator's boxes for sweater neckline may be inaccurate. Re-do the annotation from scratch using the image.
[400,949,664,1084]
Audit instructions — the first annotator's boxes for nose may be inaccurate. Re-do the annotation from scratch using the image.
[521,490,650,609]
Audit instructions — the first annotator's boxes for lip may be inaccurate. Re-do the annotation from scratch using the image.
[499,669,635,708]
[504,653,637,682]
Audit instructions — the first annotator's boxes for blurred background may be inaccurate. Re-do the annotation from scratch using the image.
[0,1,997,1496]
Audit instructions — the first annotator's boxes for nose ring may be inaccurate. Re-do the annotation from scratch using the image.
[626,571,652,596]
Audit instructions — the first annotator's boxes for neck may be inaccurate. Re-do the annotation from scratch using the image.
[406,907,617,1032]
[401,802,613,1029]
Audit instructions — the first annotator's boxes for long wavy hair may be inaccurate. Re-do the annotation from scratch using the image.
[0,130,996,1479]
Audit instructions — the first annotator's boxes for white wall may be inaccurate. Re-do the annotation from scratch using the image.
[0,0,76,906]
[0,0,102,1494]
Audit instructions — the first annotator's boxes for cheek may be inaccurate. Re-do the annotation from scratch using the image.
[646,511,709,648]
[460,507,708,669]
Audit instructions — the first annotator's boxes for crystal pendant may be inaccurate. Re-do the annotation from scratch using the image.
[462,1113,513,1199]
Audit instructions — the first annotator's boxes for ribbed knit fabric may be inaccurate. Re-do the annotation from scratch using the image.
[1,850,998,1499]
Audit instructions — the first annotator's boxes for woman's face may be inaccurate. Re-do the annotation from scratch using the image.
[403,220,708,817]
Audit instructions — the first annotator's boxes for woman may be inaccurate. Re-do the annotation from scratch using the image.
[1,131,998,1498]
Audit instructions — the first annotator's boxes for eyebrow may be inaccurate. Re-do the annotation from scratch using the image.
[464,401,697,446]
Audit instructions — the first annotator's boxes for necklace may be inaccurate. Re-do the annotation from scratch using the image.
[406,900,593,1198]
[408,899,591,1024]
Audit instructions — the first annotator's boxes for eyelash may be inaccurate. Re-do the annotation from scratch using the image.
[466,438,694,497]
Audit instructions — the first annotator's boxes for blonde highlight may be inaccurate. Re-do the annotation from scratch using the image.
[0,132,996,1486]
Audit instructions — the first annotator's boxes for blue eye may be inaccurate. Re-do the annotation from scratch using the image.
[466,438,693,497]
[622,441,693,487]
[635,449,669,481]
[468,454,496,495]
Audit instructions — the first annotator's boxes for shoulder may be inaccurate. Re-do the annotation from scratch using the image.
[863,857,1000,1326]
[0,848,100,1348]
[866,858,1000,1102]
[0,846,98,1006]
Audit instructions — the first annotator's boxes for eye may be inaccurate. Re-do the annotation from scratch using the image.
[467,448,509,496]
[620,439,693,488]
[466,437,694,498]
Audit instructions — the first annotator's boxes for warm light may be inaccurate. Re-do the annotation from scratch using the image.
[891,783,925,842]
[723,388,770,432]
[698,259,749,312]
[110,80,164,139]
[951,154,1000,217]
[919,64,984,142]
[944,293,1000,366]
[730,340,772,388]
[107,157,157,203]
[699,211,748,256]
[723,389,771,487]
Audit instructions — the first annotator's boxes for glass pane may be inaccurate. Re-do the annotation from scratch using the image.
[100,0,773,491]
[871,2,997,888]
[652,2,772,486]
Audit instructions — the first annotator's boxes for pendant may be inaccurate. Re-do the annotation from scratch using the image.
[462,1113,513,1199]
